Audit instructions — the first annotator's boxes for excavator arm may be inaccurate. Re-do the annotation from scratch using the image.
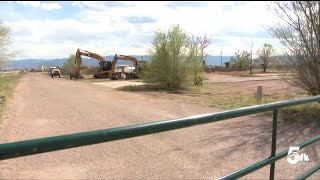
[74,48,107,78]
[109,54,138,80]
[72,49,139,80]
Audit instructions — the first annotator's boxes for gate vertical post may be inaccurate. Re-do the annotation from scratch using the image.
[270,109,278,180]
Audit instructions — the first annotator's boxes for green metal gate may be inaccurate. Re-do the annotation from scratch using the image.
[0,96,319,179]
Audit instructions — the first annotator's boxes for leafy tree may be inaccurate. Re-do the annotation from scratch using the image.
[229,50,251,69]
[136,60,149,78]
[256,43,275,72]
[145,25,189,89]
[60,54,75,75]
[269,1,320,95]
[144,24,211,90]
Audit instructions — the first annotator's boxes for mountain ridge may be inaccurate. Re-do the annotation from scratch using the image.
[4,55,232,70]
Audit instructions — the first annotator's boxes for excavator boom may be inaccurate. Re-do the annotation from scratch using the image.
[73,48,110,79]
[109,54,138,80]
[71,49,140,80]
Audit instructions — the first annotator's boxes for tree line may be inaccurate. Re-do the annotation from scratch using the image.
[228,43,276,72]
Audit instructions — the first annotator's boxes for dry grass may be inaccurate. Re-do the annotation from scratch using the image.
[0,73,21,123]
[119,80,305,108]
[186,82,304,109]
[119,78,320,124]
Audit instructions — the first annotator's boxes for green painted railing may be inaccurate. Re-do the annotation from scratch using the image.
[1,95,320,179]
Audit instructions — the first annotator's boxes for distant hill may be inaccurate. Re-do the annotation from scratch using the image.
[4,55,232,70]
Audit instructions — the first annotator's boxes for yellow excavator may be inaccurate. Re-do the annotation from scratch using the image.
[109,54,139,80]
[70,48,140,80]
[71,48,112,79]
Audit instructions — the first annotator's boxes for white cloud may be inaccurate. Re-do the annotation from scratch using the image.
[16,1,62,11]
[40,2,62,10]
[16,1,41,8]
[5,1,285,59]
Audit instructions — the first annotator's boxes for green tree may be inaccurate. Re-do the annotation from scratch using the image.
[60,54,75,75]
[144,24,211,89]
[144,25,190,89]
[229,50,251,69]
[256,43,275,72]
[136,60,149,78]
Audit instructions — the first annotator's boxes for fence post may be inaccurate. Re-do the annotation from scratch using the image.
[257,86,263,102]
[270,109,278,180]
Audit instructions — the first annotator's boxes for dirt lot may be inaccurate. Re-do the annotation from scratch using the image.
[115,73,303,110]
[92,80,145,89]
[0,72,319,179]
[84,71,282,89]
[203,71,281,83]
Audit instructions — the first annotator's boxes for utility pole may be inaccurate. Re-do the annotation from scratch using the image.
[250,42,253,75]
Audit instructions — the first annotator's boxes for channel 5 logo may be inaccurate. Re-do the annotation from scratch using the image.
[287,146,310,165]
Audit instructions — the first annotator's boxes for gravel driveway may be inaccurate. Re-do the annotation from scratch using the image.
[0,72,318,179]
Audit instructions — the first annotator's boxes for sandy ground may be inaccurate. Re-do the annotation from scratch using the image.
[0,72,319,179]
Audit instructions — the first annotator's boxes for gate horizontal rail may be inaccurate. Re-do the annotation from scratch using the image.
[220,134,320,179]
[1,95,320,179]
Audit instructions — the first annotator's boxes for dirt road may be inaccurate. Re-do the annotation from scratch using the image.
[0,72,319,179]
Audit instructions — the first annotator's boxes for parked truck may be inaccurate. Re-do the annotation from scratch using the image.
[49,67,61,78]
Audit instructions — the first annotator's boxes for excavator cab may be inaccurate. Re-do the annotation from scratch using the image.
[93,61,113,78]
[100,61,112,71]
[73,48,114,79]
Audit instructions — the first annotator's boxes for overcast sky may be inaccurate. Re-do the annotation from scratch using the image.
[1,1,282,60]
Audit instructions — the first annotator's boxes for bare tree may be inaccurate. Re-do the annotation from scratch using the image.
[269,1,320,95]
[256,43,275,72]
[187,34,212,85]
[0,22,15,70]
